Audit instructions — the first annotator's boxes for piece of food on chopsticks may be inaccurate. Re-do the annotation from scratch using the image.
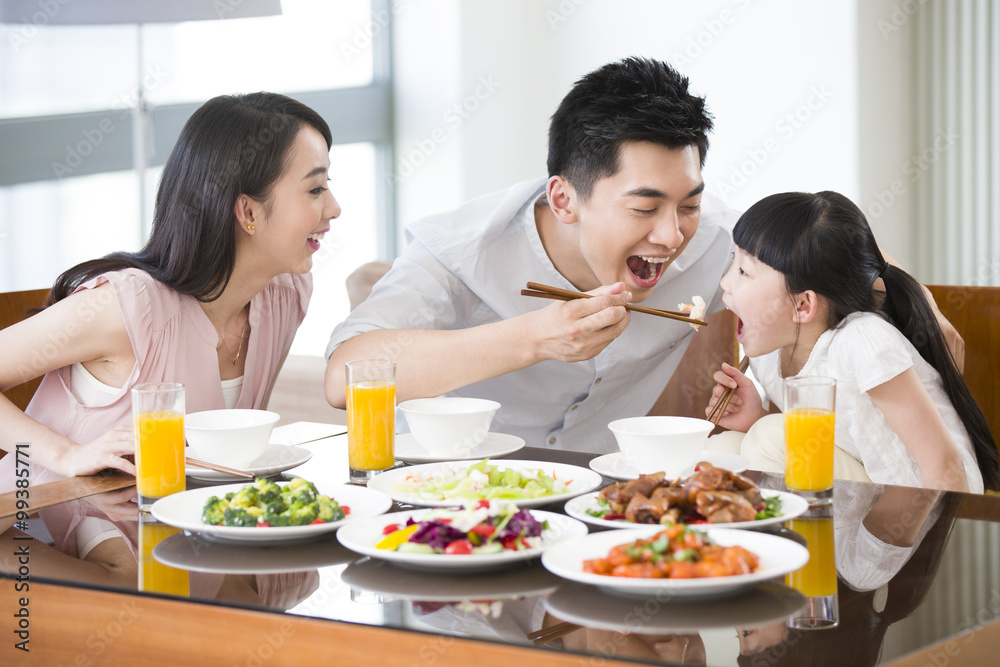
[586,462,779,525]
[677,295,707,331]
[582,524,759,578]
[201,477,348,527]
[376,501,547,555]
[390,458,569,502]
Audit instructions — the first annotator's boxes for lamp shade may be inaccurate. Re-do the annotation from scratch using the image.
[0,0,281,24]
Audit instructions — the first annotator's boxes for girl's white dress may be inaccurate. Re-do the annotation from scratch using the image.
[750,311,984,493]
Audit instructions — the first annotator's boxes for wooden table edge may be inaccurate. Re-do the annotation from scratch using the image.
[0,580,659,666]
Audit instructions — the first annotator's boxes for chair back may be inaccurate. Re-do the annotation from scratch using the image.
[1,288,50,411]
[648,310,739,423]
[925,285,1000,443]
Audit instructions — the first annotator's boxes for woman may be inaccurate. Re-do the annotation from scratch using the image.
[0,92,340,487]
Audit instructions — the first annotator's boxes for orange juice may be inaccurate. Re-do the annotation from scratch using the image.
[347,381,395,470]
[786,516,837,596]
[139,520,190,597]
[785,408,835,491]
[134,411,186,499]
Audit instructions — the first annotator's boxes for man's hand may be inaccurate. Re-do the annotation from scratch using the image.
[921,284,965,372]
[526,282,631,363]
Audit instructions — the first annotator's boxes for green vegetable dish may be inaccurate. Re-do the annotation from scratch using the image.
[201,477,348,527]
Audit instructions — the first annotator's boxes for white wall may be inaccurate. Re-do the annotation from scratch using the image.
[392,0,866,252]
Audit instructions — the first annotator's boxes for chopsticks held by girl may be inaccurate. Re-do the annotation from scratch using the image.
[707,191,999,493]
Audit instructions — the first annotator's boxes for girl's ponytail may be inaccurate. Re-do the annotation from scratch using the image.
[880,266,1000,490]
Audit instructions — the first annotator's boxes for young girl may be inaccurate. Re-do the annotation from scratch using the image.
[708,191,999,493]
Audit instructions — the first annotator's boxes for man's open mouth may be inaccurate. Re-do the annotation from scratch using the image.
[626,255,667,287]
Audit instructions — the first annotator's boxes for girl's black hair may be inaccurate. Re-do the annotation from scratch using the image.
[733,191,1000,491]
[47,92,333,305]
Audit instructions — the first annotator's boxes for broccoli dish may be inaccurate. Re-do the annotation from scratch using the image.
[201,477,349,527]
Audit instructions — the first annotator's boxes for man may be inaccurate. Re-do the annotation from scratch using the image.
[325,57,734,454]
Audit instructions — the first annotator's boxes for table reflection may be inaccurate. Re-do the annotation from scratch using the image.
[0,489,324,613]
[0,462,991,667]
[738,482,959,666]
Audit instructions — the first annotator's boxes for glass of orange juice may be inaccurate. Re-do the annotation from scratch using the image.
[138,514,190,597]
[786,505,839,629]
[784,376,836,506]
[346,360,396,484]
[131,382,186,511]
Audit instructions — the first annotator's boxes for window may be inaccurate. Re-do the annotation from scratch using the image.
[0,0,394,358]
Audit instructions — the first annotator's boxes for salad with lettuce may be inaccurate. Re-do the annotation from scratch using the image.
[390,459,569,503]
[376,501,548,555]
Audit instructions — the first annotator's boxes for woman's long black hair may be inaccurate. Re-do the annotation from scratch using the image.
[733,191,999,491]
[47,92,333,305]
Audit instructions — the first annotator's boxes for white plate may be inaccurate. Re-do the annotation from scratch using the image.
[564,489,809,531]
[337,508,588,573]
[368,459,603,508]
[541,528,809,598]
[153,531,358,574]
[589,451,751,482]
[545,581,806,633]
[185,444,312,482]
[150,482,392,543]
[394,432,525,464]
[340,557,564,601]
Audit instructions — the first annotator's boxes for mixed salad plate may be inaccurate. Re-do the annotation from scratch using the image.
[367,458,602,508]
[336,501,588,572]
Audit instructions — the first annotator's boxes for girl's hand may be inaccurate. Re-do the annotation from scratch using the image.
[58,424,136,478]
[705,362,766,432]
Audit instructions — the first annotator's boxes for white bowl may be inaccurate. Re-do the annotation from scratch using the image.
[397,397,501,457]
[608,416,715,477]
[184,409,280,469]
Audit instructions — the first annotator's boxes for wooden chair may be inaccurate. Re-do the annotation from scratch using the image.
[648,310,739,422]
[925,285,1000,443]
[1,288,50,411]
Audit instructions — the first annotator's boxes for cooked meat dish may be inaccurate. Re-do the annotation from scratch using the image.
[598,462,765,525]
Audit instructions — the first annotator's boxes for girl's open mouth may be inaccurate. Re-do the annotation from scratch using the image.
[626,255,667,288]
[735,317,745,341]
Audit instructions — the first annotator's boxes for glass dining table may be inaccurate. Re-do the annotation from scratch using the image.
[2,430,999,667]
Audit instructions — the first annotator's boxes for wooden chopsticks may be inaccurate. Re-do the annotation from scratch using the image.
[185,457,255,479]
[521,282,708,327]
[527,621,582,644]
[707,356,751,425]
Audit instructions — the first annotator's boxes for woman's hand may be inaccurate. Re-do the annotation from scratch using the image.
[57,424,136,477]
[82,486,139,523]
[705,362,766,432]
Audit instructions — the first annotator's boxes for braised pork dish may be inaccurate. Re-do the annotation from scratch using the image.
[593,462,780,525]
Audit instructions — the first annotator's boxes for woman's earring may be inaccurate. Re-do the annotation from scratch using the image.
[247,224,255,231]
